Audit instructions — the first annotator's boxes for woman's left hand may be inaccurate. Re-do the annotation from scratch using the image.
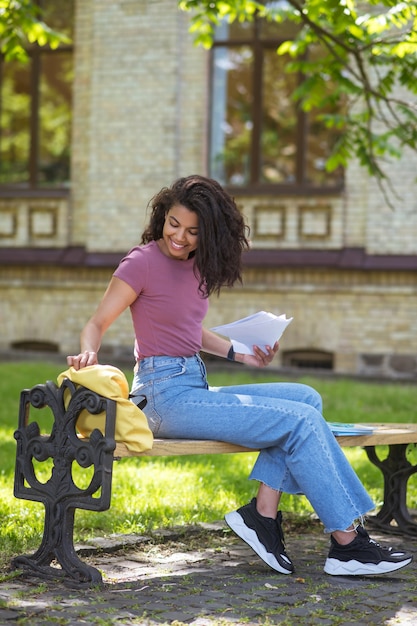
[238,342,279,368]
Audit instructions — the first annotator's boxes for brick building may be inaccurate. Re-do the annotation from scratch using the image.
[1,0,416,378]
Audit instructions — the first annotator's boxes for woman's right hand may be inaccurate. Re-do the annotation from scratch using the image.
[66,351,98,370]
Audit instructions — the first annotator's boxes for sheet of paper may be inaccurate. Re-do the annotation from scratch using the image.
[210,310,293,355]
[328,423,374,436]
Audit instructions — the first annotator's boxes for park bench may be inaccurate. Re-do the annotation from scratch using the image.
[12,378,417,587]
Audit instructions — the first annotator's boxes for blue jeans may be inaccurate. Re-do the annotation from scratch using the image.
[131,354,374,533]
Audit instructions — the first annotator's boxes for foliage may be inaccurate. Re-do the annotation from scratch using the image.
[179,0,417,204]
[0,0,70,62]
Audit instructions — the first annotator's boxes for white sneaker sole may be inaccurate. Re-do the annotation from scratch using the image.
[324,556,412,576]
[225,510,293,574]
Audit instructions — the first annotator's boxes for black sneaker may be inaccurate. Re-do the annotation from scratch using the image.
[224,498,294,574]
[324,526,413,576]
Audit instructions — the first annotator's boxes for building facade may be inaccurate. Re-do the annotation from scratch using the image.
[1,0,416,378]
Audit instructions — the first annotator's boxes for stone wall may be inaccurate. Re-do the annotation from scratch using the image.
[1,261,416,379]
[71,0,207,251]
[0,0,416,380]
[0,198,69,247]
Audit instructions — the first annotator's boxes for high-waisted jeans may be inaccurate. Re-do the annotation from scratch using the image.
[131,354,374,533]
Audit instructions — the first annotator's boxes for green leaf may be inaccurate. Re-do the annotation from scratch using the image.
[179,0,417,182]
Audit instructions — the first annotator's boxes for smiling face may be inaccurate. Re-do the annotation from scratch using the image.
[158,203,199,260]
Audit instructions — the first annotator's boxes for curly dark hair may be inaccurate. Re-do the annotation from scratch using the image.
[141,175,250,297]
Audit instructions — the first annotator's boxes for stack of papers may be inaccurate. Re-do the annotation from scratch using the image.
[328,423,374,436]
[211,310,293,355]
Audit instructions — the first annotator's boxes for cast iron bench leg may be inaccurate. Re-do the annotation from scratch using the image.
[12,505,103,585]
[365,443,417,537]
[12,380,117,586]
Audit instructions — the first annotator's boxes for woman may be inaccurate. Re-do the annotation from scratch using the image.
[68,175,412,576]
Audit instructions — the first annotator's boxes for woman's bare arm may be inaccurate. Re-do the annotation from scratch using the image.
[67,277,137,370]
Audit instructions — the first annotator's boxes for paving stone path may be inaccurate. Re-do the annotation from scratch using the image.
[1,522,416,625]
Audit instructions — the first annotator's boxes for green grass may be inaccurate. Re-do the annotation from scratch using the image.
[1,360,417,570]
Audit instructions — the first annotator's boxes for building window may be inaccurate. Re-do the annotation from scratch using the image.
[209,14,344,192]
[0,1,74,192]
[282,349,334,371]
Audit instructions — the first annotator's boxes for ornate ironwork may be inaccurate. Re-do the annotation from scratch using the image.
[13,379,117,586]
[365,444,417,537]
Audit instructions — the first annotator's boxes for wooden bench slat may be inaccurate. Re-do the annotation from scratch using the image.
[113,423,417,458]
[335,424,417,447]
[114,439,257,457]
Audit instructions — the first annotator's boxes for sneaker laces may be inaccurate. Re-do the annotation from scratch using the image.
[275,511,286,545]
[264,511,288,555]
[356,526,405,555]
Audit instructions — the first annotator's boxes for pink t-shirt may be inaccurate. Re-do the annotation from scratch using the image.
[113,241,209,360]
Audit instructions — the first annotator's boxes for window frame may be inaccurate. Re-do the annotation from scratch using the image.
[209,19,344,196]
[0,11,73,198]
